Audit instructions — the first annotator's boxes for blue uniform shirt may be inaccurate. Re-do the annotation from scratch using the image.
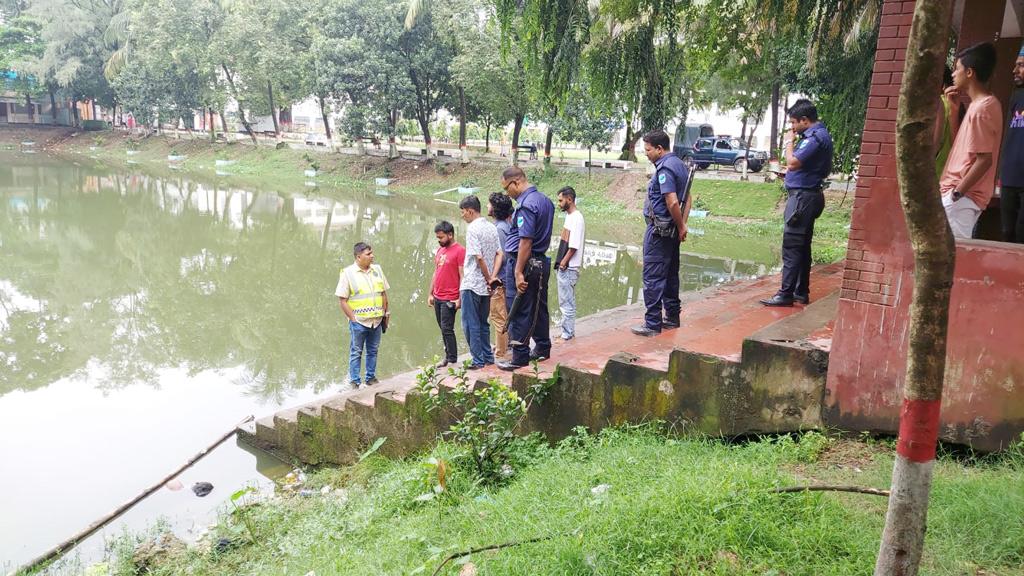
[510,186,555,254]
[784,122,834,190]
[645,153,690,219]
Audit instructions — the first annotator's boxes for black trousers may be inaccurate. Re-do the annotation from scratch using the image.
[641,226,681,330]
[1001,186,1024,243]
[433,299,458,363]
[504,253,551,366]
[779,188,825,299]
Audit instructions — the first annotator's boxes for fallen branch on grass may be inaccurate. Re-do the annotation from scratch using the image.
[431,534,562,576]
[771,485,890,497]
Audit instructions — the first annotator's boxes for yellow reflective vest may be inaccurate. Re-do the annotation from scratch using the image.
[342,264,386,321]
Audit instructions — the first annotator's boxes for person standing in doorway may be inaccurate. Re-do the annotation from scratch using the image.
[459,195,502,368]
[555,186,585,340]
[488,192,514,360]
[428,221,464,368]
[632,130,691,337]
[759,99,833,307]
[999,44,1024,243]
[497,166,555,371]
[939,42,1003,239]
[336,242,390,387]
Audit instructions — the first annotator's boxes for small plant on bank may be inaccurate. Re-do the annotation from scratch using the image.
[92,135,105,147]
[302,152,320,173]
[414,360,557,483]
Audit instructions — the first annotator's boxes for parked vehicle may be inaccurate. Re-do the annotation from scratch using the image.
[672,123,715,159]
[690,136,767,173]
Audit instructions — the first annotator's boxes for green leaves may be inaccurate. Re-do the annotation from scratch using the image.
[414,360,558,484]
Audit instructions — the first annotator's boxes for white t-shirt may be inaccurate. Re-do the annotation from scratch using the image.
[563,210,585,269]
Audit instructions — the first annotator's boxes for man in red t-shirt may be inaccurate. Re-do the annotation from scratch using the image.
[427,220,465,367]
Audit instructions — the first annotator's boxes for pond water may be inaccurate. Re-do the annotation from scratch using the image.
[0,152,774,570]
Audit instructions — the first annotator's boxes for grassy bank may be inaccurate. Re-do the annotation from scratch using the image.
[87,427,1023,575]
[58,131,850,263]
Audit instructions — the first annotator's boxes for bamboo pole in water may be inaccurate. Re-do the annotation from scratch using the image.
[13,415,255,576]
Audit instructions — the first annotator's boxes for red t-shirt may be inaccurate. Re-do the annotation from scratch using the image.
[431,243,465,301]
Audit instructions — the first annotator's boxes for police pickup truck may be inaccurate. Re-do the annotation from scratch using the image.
[687,136,768,173]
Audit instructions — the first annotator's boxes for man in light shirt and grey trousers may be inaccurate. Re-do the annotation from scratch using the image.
[555,187,585,340]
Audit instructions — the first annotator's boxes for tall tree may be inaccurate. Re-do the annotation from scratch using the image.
[451,12,529,163]
[495,0,589,166]
[586,0,692,161]
[551,83,621,177]
[874,1,956,574]
[25,0,124,125]
[398,6,453,158]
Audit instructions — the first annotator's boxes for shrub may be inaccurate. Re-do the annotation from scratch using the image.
[414,361,557,483]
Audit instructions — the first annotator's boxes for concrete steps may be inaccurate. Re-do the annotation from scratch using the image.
[239,264,844,465]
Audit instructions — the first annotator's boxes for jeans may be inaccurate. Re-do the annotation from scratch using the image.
[461,289,493,366]
[642,227,681,330]
[348,321,382,384]
[556,268,579,338]
[489,284,509,358]
[505,253,551,366]
[433,299,458,363]
[779,188,825,299]
[1001,186,1024,243]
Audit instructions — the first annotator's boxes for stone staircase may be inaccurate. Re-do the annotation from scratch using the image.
[239,264,844,465]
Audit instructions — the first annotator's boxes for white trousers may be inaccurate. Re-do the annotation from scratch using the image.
[942,194,981,239]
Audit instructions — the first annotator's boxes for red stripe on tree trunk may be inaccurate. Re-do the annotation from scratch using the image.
[896,398,942,462]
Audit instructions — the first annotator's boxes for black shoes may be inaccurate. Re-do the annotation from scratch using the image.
[497,361,528,372]
[365,377,380,386]
[794,295,810,305]
[759,295,795,307]
[631,325,661,337]
[529,349,550,362]
[663,317,680,329]
[435,359,453,369]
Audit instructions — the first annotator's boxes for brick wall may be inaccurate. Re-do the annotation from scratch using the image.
[840,0,918,307]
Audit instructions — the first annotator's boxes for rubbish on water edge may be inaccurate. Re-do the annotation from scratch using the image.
[191,482,214,497]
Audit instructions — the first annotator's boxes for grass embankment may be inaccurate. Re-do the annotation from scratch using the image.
[60,132,850,262]
[101,428,1023,576]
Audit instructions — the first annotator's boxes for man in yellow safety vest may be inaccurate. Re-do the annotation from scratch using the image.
[336,242,390,387]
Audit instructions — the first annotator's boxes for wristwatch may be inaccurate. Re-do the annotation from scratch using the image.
[952,189,963,201]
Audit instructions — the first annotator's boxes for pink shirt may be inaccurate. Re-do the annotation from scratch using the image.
[939,94,1004,208]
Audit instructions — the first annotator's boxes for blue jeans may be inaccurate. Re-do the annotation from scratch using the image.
[348,321,382,384]
[556,268,579,338]
[460,289,493,366]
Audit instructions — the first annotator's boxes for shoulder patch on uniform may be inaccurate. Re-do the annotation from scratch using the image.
[658,173,667,184]
[798,139,808,149]
[517,215,524,227]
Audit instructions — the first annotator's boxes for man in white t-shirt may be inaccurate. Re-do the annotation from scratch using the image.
[555,187,585,340]
[459,195,502,368]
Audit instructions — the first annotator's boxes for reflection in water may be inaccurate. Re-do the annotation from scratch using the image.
[0,153,770,568]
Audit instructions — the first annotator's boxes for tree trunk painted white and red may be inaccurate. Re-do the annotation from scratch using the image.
[874,2,956,575]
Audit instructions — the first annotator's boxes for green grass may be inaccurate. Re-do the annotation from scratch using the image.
[100,428,1024,576]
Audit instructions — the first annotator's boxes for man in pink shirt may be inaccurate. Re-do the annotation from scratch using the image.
[939,42,1004,238]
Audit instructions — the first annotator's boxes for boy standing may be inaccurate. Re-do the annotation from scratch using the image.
[939,42,1003,239]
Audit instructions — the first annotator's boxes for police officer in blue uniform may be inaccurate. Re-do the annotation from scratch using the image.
[760,99,834,307]
[632,130,692,337]
[497,166,556,370]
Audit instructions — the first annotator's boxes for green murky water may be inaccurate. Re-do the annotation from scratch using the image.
[0,152,773,569]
